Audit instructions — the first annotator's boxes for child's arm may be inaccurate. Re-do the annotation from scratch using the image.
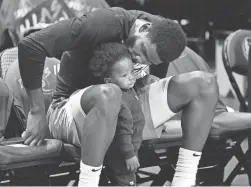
[117,103,135,159]
[117,103,140,172]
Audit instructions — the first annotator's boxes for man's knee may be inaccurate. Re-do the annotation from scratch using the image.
[99,83,122,102]
[99,83,121,101]
[192,71,219,102]
[91,84,122,114]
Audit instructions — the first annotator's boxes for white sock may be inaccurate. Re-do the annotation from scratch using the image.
[78,161,103,187]
[171,147,201,187]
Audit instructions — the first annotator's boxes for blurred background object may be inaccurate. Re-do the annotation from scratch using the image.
[0,0,109,49]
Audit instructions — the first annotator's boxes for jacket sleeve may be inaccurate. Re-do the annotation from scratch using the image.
[127,9,165,22]
[117,103,136,159]
[18,8,120,89]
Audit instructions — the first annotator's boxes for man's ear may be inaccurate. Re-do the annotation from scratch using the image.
[104,77,112,83]
[139,23,151,33]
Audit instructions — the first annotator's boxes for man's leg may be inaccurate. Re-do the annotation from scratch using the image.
[77,84,122,186]
[164,112,251,139]
[211,112,251,134]
[167,71,219,186]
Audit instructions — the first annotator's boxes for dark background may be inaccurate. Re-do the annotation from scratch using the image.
[106,0,251,63]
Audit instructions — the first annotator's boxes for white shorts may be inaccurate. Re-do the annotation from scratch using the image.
[138,77,176,139]
[47,87,91,147]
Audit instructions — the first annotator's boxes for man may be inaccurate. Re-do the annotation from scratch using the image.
[18,7,218,186]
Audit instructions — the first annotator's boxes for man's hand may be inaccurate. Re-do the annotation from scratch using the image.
[22,108,48,146]
[22,88,48,146]
[142,74,160,85]
[125,156,140,172]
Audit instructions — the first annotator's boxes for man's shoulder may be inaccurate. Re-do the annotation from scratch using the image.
[108,7,128,14]
[106,7,136,21]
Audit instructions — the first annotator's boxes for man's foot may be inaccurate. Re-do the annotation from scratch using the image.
[78,161,102,187]
[171,148,201,187]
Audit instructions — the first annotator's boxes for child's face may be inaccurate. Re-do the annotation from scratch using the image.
[108,58,136,89]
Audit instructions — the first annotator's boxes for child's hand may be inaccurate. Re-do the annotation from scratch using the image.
[125,156,140,172]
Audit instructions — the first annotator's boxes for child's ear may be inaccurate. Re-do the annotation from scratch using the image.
[104,77,112,83]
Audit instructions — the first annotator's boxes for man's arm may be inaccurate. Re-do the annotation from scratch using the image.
[127,9,165,23]
[18,8,119,89]
[17,8,120,145]
[21,88,48,146]
[117,103,136,159]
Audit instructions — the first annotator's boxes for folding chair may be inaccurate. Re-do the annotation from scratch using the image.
[221,29,251,184]
[222,29,251,112]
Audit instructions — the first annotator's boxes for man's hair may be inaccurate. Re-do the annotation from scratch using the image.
[148,19,187,63]
[89,43,132,79]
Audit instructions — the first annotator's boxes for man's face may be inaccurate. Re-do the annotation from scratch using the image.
[126,19,163,65]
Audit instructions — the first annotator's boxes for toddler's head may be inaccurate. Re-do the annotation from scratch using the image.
[90,43,136,89]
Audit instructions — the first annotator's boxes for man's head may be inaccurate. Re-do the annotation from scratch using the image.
[90,43,136,89]
[126,18,187,65]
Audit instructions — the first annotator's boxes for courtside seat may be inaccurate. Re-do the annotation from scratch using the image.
[0,139,63,185]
